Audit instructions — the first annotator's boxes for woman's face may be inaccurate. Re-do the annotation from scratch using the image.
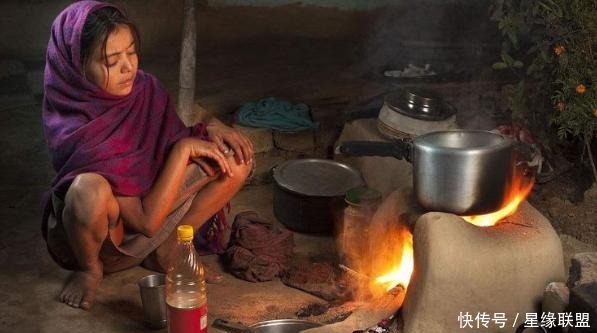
[85,24,138,96]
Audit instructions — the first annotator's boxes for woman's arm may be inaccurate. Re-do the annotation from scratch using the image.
[116,137,232,237]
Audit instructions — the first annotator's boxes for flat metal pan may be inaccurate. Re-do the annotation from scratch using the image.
[273,159,363,197]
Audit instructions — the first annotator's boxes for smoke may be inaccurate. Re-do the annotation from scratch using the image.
[339,193,415,302]
[358,1,497,79]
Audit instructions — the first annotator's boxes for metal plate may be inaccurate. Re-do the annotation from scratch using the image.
[251,319,322,333]
[273,159,364,197]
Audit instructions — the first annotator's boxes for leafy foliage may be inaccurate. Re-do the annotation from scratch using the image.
[491,0,596,140]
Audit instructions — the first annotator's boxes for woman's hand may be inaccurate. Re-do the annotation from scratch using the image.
[178,137,233,176]
[206,118,254,165]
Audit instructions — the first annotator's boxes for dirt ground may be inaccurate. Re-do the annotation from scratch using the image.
[529,162,597,248]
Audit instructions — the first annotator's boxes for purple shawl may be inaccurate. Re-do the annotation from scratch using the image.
[40,1,231,256]
[43,0,202,199]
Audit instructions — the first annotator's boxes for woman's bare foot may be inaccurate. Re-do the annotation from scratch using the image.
[59,268,103,310]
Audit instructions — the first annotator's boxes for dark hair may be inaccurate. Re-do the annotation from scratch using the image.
[80,6,141,72]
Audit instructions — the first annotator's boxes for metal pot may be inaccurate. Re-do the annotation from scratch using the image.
[213,318,322,333]
[344,89,455,122]
[344,89,457,140]
[272,159,364,233]
[336,130,515,215]
[384,88,456,121]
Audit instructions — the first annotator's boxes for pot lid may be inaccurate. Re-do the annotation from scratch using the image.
[345,186,382,206]
[273,159,364,197]
[385,88,456,121]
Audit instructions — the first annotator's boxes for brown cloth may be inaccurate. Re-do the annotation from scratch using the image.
[225,211,294,282]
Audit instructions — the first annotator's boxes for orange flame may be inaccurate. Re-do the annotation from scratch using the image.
[374,232,414,291]
[368,169,534,295]
[462,169,534,227]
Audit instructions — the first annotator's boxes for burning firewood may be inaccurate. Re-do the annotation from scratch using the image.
[280,259,358,302]
[338,264,371,282]
[352,314,397,333]
[303,285,406,333]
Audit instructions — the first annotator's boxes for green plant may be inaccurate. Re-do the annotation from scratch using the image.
[491,0,597,182]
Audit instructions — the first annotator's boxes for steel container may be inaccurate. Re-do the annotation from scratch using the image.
[336,130,515,215]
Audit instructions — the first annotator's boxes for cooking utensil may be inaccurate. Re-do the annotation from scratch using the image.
[343,89,458,141]
[385,88,456,121]
[336,130,515,215]
[272,158,364,233]
[213,318,322,333]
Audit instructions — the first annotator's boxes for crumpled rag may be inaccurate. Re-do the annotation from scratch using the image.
[225,211,294,282]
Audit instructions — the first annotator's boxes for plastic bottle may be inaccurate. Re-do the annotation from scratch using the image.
[166,225,208,333]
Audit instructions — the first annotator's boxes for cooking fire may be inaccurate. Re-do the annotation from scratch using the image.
[343,162,536,303]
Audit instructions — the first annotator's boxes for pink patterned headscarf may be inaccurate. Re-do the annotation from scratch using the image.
[42,0,203,199]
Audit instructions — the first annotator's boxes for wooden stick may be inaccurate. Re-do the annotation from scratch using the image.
[339,264,370,281]
[303,285,406,333]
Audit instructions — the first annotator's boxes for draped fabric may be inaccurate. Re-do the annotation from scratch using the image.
[42,0,203,200]
[40,1,230,257]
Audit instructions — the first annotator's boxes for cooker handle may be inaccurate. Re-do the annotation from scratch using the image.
[335,140,412,162]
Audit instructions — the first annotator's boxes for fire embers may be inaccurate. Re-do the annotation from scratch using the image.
[352,314,397,333]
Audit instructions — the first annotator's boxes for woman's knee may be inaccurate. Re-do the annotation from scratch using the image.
[64,173,117,226]
[228,158,253,185]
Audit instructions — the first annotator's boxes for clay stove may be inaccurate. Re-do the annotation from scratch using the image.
[327,118,566,333]
[379,187,565,333]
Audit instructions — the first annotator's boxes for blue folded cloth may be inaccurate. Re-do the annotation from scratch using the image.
[237,97,319,132]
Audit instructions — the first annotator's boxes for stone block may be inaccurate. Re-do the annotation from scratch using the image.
[233,124,274,154]
[542,282,569,314]
[249,152,287,185]
[568,252,597,288]
[335,119,412,197]
[568,282,597,333]
[273,130,315,153]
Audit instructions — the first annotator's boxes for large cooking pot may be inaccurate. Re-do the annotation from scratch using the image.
[213,318,322,333]
[336,130,515,215]
[272,159,364,233]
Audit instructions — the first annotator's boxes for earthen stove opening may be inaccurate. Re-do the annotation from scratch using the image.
[304,164,565,333]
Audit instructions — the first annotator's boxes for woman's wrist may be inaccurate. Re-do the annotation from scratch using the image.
[173,138,191,159]
[206,116,223,128]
